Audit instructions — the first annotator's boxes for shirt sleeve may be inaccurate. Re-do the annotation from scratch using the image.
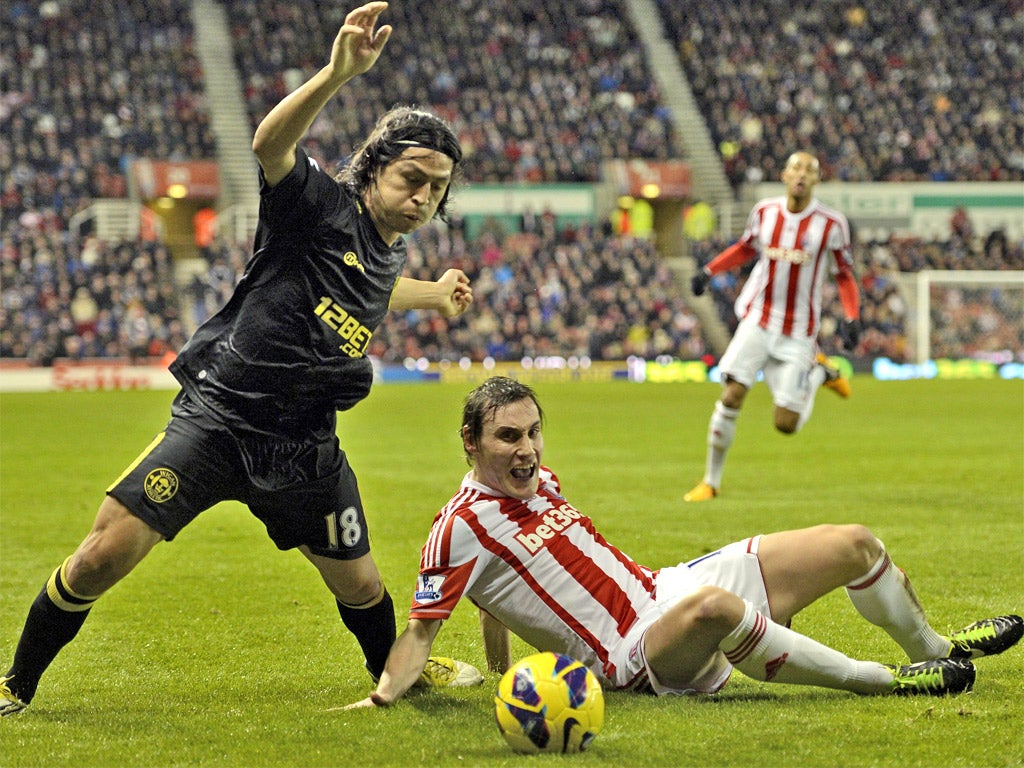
[830,218,861,320]
[409,563,474,621]
[409,513,480,621]
[257,147,339,232]
[706,240,758,274]
[706,204,761,275]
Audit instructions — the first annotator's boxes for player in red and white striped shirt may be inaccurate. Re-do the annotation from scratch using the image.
[685,152,862,502]
[343,378,1020,709]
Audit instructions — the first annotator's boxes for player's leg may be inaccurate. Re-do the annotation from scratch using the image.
[648,554,975,697]
[816,351,851,398]
[756,524,881,622]
[843,537,1023,661]
[301,547,397,680]
[685,322,765,501]
[643,584,895,695]
[288,459,483,689]
[700,378,747,487]
[300,547,482,687]
[714,593,974,696]
[644,534,977,698]
[2,496,164,713]
[764,338,817,434]
[271,446,399,682]
[2,402,236,715]
[757,525,953,661]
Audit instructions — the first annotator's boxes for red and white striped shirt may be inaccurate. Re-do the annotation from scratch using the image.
[411,467,658,685]
[730,196,854,339]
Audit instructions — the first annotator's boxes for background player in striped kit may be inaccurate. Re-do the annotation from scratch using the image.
[344,377,1021,708]
[686,151,862,502]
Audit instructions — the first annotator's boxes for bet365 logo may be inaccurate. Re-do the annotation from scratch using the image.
[313,296,372,357]
[515,503,584,555]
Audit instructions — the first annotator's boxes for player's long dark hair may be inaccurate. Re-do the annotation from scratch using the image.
[461,377,545,466]
[338,105,463,221]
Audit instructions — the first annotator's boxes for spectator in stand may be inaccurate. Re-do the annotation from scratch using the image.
[657,0,1023,187]
[0,231,183,365]
[0,0,215,231]
[225,0,675,184]
[371,221,707,364]
[950,205,974,247]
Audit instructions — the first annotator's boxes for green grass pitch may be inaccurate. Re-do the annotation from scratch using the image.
[1,378,1022,766]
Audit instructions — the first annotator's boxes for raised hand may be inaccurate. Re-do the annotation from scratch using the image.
[329,2,393,81]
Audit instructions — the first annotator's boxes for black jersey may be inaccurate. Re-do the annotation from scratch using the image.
[170,148,406,437]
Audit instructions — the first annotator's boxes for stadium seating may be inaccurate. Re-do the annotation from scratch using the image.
[0,232,187,362]
[2,0,1020,366]
[222,0,676,182]
[654,0,1024,187]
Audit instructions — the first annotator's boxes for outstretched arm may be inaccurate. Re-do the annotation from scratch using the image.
[346,618,443,708]
[390,269,473,318]
[691,241,757,295]
[252,2,393,186]
[835,266,861,322]
[835,265,862,349]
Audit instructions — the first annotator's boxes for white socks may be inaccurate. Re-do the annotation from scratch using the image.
[796,365,827,431]
[846,548,951,662]
[720,601,892,695]
[704,400,739,488]
[716,546,953,695]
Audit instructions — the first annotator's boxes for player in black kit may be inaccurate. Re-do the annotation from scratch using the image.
[1,2,481,717]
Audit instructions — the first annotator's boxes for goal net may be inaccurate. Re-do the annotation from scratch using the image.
[911,270,1024,364]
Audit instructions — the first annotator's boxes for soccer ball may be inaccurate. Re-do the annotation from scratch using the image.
[494,652,604,754]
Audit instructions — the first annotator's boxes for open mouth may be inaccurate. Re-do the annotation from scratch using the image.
[510,464,536,481]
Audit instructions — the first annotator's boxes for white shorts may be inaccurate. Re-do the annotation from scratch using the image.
[611,536,771,696]
[718,319,816,412]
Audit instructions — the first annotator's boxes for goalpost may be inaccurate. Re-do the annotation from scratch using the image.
[913,270,1024,365]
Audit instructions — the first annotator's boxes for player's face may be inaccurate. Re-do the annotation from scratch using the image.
[366,148,453,244]
[781,153,820,202]
[467,397,544,500]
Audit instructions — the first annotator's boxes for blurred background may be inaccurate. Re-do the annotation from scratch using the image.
[1,0,1021,386]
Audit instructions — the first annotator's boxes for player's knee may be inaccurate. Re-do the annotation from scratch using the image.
[65,545,120,596]
[336,575,385,609]
[679,586,744,631]
[824,524,881,574]
[720,380,746,409]
[843,524,883,568]
[773,409,799,433]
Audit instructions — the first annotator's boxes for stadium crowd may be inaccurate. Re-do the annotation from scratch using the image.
[1,0,1021,368]
[7,217,1018,367]
[0,231,186,363]
[1,0,212,362]
[2,0,215,227]
[371,219,707,364]
[224,0,676,183]
[656,0,1024,188]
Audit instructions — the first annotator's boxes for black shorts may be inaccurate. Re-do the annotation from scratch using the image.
[106,393,370,559]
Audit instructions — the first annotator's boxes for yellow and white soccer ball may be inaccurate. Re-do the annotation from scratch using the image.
[494,652,604,754]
